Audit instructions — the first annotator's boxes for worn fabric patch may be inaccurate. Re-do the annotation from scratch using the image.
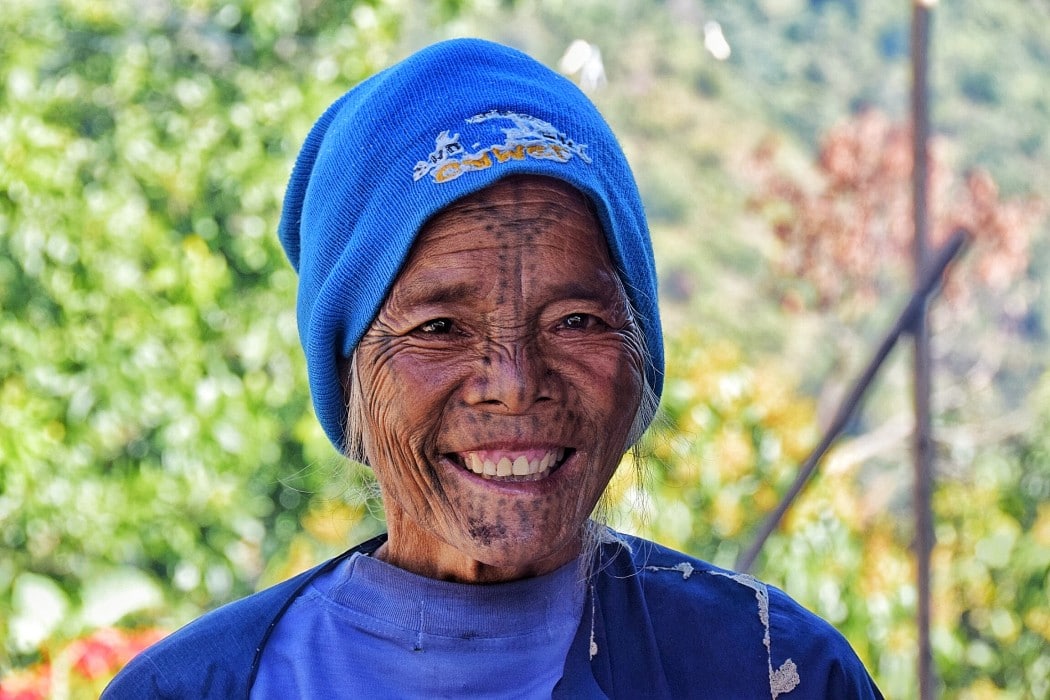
[413,110,591,184]
[644,562,803,699]
[710,570,802,699]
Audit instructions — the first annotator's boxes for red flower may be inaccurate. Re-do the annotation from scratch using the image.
[0,668,50,700]
[69,627,167,680]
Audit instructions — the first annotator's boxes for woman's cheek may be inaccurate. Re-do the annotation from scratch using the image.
[556,340,639,390]
[366,421,443,526]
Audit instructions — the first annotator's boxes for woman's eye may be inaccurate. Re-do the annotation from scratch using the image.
[417,318,453,334]
[562,313,592,330]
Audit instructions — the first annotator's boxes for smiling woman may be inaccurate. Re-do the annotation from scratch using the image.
[352,176,645,584]
[103,38,882,699]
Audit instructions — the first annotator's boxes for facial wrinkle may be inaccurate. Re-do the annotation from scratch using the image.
[361,343,450,515]
[354,175,643,582]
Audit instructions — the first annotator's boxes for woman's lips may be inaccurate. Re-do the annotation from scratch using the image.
[450,447,570,481]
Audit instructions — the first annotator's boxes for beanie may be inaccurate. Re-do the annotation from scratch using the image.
[278,38,663,453]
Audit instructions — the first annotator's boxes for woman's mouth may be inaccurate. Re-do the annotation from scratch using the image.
[448,447,572,482]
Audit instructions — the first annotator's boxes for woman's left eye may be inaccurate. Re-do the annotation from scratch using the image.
[417,318,453,334]
[562,313,597,330]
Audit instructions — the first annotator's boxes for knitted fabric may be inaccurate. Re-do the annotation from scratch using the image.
[278,38,663,452]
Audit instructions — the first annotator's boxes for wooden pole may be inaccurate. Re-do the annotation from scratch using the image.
[735,230,967,575]
[911,1,937,697]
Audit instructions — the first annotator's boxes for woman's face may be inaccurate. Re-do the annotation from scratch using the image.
[354,175,644,583]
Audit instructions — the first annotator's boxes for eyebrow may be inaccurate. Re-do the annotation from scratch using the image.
[543,280,620,304]
[393,274,621,307]
[394,278,481,306]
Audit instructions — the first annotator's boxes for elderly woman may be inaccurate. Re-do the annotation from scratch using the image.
[105,39,881,698]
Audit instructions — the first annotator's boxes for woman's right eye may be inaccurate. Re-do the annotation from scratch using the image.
[416,318,453,334]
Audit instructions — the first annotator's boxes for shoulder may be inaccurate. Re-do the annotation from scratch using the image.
[596,532,882,699]
[602,532,845,644]
[102,536,384,699]
[101,570,314,699]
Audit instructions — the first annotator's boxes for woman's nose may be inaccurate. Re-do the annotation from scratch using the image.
[463,339,555,413]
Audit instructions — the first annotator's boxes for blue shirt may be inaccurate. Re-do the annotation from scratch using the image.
[252,552,585,698]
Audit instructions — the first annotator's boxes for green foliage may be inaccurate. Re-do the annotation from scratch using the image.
[0,0,408,668]
[929,378,1050,696]
[610,333,819,565]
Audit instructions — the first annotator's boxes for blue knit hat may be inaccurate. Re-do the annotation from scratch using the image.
[278,38,663,453]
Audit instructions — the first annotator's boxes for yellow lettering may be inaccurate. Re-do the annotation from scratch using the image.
[492,145,526,163]
[432,142,578,184]
[462,152,492,170]
[435,161,462,183]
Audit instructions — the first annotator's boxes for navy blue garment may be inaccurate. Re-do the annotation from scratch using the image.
[102,532,883,699]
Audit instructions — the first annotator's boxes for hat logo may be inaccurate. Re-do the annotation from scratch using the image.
[413,110,591,184]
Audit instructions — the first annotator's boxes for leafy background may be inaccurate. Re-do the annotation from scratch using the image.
[2,0,1048,697]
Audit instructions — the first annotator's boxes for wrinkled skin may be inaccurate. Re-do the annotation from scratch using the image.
[354,175,644,583]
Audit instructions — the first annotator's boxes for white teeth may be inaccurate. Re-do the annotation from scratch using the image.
[462,448,567,481]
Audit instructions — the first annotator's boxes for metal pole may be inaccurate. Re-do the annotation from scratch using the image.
[911,1,937,697]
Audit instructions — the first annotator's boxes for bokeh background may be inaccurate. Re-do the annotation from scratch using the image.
[2,0,1048,697]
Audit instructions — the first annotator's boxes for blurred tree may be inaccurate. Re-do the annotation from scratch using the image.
[747,109,1044,460]
[750,109,1042,317]
[742,104,1047,700]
